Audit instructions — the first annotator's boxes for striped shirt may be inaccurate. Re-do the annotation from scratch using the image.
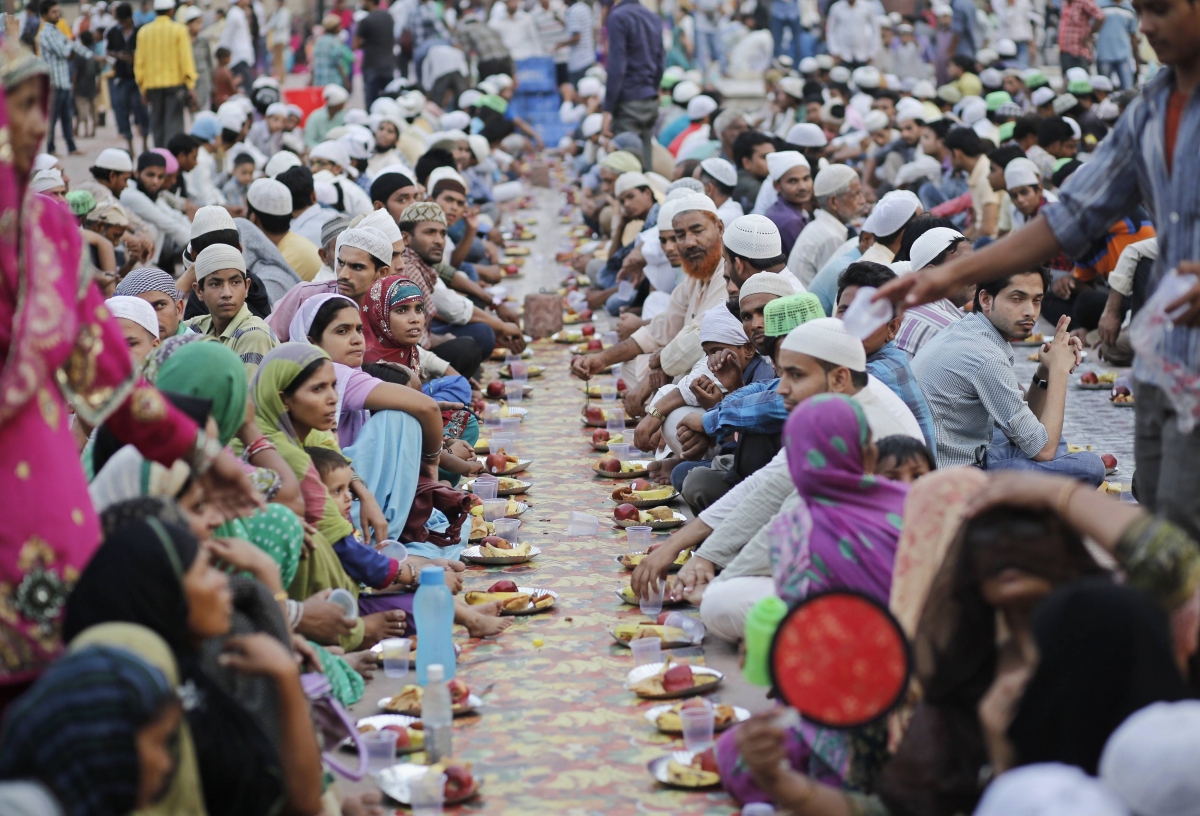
[187,303,278,379]
[38,23,93,89]
[912,312,1048,468]
[895,298,965,359]
[867,342,938,452]
[565,0,595,72]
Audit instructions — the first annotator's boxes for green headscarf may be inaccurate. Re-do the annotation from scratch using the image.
[157,341,247,446]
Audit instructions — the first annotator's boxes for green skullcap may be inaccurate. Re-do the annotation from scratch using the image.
[67,190,97,217]
[985,90,1012,111]
[764,292,826,337]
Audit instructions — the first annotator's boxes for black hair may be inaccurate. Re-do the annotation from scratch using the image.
[276,165,315,212]
[137,151,167,171]
[90,166,122,183]
[836,261,897,306]
[727,249,788,271]
[973,268,1051,312]
[247,204,292,234]
[79,30,94,46]
[215,46,231,59]
[926,118,954,140]
[876,435,937,472]
[232,152,256,168]
[894,215,954,262]
[307,296,358,342]
[166,133,199,156]
[414,148,455,187]
[816,358,869,388]
[732,130,774,172]
[944,126,984,158]
[220,127,241,146]
[1013,115,1041,143]
[675,158,701,180]
[987,145,1026,170]
[1038,117,1074,148]
[362,362,411,386]
[282,358,327,397]
[1051,159,1082,189]
[305,446,351,478]
[952,54,977,74]
[39,0,58,15]
[114,1,132,19]
[699,169,734,197]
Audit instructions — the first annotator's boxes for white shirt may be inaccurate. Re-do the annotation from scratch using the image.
[993,0,1034,42]
[787,208,850,287]
[432,279,475,325]
[314,170,374,218]
[716,197,744,228]
[184,147,226,207]
[217,4,255,68]
[825,0,879,64]
[488,5,544,60]
[291,205,336,250]
[119,181,192,264]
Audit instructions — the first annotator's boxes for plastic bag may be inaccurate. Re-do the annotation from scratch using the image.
[1129,270,1200,433]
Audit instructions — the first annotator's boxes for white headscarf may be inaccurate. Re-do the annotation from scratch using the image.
[699,305,749,346]
[287,293,358,346]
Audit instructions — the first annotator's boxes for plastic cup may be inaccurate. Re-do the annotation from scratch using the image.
[489,433,517,457]
[500,416,522,436]
[328,588,358,619]
[597,377,618,401]
[639,578,664,617]
[379,540,408,563]
[504,351,521,364]
[626,526,653,550]
[841,286,894,340]
[664,612,706,645]
[493,517,520,543]
[379,637,412,679]
[608,442,631,461]
[606,407,626,434]
[611,363,623,380]
[482,403,502,427]
[505,380,525,402]
[482,499,508,522]
[567,511,598,537]
[362,729,397,770]
[508,361,529,382]
[471,475,498,500]
[603,330,620,347]
[410,770,447,816]
[681,705,716,753]
[629,636,662,667]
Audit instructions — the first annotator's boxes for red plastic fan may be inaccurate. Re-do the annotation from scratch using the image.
[769,591,910,729]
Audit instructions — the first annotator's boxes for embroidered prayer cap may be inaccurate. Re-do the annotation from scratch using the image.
[614,172,652,197]
[190,205,236,240]
[700,157,737,187]
[601,150,642,174]
[862,190,920,237]
[95,147,134,172]
[739,272,795,304]
[724,214,782,260]
[1004,157,1040,191]
[194,244,247,280]
[320,213,354,248]
[115,268,182,301]
[337,227,393,268]
[785,123,828,148]
[106,296,159,338]
[700,305,749,346]
[780,317,866,371]
[909,226,965,271]
[67,190,97,217]
[666,177,704,196]
[763,293,826,337]
[813,164,859,198]
[358,207,403,244]
[1053,93,1079,115]
[766,150,809,182]
[247,177,293,216]
[265,150,302,178]
[398,201,447,227]
[323,83,350,106]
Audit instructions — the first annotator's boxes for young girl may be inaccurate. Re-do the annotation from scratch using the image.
[875,434,937,484]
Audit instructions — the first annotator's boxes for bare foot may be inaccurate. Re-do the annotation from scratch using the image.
[343,791,385,816]
[460,602,514,638]
[648,457,680,485]
[343,650,379,679]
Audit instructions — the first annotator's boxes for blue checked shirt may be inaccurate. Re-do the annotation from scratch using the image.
[1043,66,1200,389]
[868,342,937,452]
[39,24,94,90]
[701,379,789,440]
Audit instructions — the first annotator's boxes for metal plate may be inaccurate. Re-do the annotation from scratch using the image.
[468,501,529,519]
[625,662,724,700]
[615,511,686,530]
[644,704,751,734]
[377,762,481,805]
[594,459,652,479]
[460,544,542,565]
[488,458,533,477]
[376,692,483,717]
[646,752,721,788]
[464,586,558,616]
[458,477,531,496]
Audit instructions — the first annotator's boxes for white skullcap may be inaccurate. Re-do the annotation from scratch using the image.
[30,169,64,193]
[314,181,338,206]
[655,197,686,233]
[673,80,701,104]
[1100,701,1200,816]
[699,157,737,187]
[780,317,866,371]
[663,65,685,82]
[358,207,403,244]
[578,76,603,97]
[247,177,293,216]
[975,764,1130,816]
[323,83,350,105]
[799,57,818,74]
[106,296,159,338]
[739,272,795,303]
[265,150,302,178]
[852,66,881,89]
[153,0,174,11]
[180,5,202,22]
[785,123,828,148]
[687,95,718,120]
[344,109,369,127]
[33,154,58,173]
[864,110,890,134]
[725,214,782,259]
[700,305,750,346]
[979,68,1003,89]
[217,107,246,132]
[911,80,936,100]
[813,164,858,198]
[932,1,952,12]
[95,147,134,172]
[194,243,247,280]
[671,193,719,219]
[1004,157,1040,190]
[893,154,944,188]
[492,73,513,89]
[1031,86,1056,107]
[890,260,912,275]
[614,172,651,197]
[337,227,392,268]
[1065,66,1091,83]
[862,190,920,237]
[190,204,236,240]
[477,77,501,96]
[265,102,289,118]
[581,112,604,138]
[766,150,809,182]
[896,97,926,124]
[310,140,350,170]
[777,76,804,100]
[338,127,374,161]
[1090,74,1113,92]
[1054,94,1079,115]
[441,110,470,131]
[829,65,851,84]
[975,47,998,66]
[959,96,987,125]
[815,54,835,69]
[1063,116,1082,140]
[458,89,482,109]
[467,133,489,163]
[909,227,965,270]
[1096,99,1121,121]
[996,38,1017,57]
[428,165,467,195]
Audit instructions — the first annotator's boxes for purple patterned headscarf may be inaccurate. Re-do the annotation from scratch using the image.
[769,393,909,605]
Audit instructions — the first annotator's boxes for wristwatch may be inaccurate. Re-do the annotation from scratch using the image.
[646,406,665,421]
[1032,375,1049,389]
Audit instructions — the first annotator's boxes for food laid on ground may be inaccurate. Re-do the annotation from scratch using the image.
[505,245,530,256]
[483,449,532,476]
[591,429,624,450]
[612,623,690,645]
[478,536,532,558]
[618,547,691,570]
[484,381,534,399]
[468,517,494,541]
[570,340,613,354]
[498,405,527,420]
[628,658,722,699]
[464,583,557,614]
[593,457,651,477]
[1079,370,1118,389]
[354,716,425,753]
[662,750,721,788]
[460,543,541,565]
[1111,384,1135,405]
[553,329,587,343]
[582,406,636,427]
[614,504,685,528]
[460,476,530,496]
[616,585,686,606]
[611,484,679,507]
[500,364,544,378]
[562,308,593,324]
[380,678,476,715]
[377,762,480,805]
[469,497,526,518]
[652,700,741,734]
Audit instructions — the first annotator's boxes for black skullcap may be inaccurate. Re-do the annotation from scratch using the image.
[369,170,416,205]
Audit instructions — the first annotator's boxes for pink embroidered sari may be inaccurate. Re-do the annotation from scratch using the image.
[0,42,198,690]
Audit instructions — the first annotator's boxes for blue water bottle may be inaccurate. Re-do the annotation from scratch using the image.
[414,566,457,685]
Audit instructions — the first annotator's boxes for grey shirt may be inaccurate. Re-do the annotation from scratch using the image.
[912,311,1048,468]
[235,218,302,308]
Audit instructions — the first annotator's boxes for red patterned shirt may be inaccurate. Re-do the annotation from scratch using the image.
[1058,0,1105,58]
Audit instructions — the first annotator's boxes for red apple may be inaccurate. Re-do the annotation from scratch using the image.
[1113,385,1132,396]
[505,264,519,275]
[486,380,506,398]
[598,455,621,472]
[481,535,512,549]
[662,664,694,692]
[581,324,596,336]
[616,378,627,391]
[1102,453,1118,469]
[680,697,709,711]
[696,747,718,774]
[383,724,411,749]
[489,579,519,593]
[586,338,603,351]
[444,764,474,797]
[486,452,509,474]
[614,503,640,521]
[1080,371,1099,384]
[657,612,672,625]
[585,406,604,423]
[592,428,610,444]
[447,678,471,706]
[579,309,593,320]
[647,542,662,553]
[631,478,653,491]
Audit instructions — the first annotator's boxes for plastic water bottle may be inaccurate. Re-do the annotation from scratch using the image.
[743,595,788,686]
[421,663,453,763]
[840,286,894,340]
[414,566,456,685]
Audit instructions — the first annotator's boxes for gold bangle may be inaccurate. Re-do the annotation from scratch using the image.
[273,591,290,602]
[1056,480,1079,517]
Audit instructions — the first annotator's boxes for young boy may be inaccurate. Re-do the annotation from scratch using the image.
[72,30,99,138]
[307,446,355,522]
[212,46,240,108]
[221,153,256,208]
[875,435,936,483]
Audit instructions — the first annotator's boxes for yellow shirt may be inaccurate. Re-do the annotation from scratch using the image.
[133,15,197,90]
[278,231,323,282]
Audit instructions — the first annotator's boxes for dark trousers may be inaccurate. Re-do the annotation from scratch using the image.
[47,86,75,153]
[1134,381,1200,541]
[428,336,483,380]
[611,96,659,173]
[110,76,149,141]
[430,318,496,360]
[146,85,188,148]
[363,71,392,109]
[231,61,255,93]
[1041,285,1124,332]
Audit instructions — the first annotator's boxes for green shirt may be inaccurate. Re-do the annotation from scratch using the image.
[187,303,278,380]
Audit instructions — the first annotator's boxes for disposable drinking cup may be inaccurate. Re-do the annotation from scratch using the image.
[379,540,408,563]
[603,330,620,347]
[482,499,508,522]
[681,705,716,753]
[616,279,636,300]
[504,351,521,364]
[508,361,529,382]
[410,770,447,816]
[611,363,623,379]
[328,588,358,619]
[607,442,631,461]
[597,377,618,402]
[471,476,498,500]
[629,636,662,667]
[639,578,665,617]
[505,380,525,402]
[567,511,598,537]
[626,526,653,550]
[606,408,626,434]
[482,403,501,427]
[488,433,516,455]
[379,637,412,679]
[492,518,520,543]
[663,612,706,644]
[362,729,397,770]
[500,416,522,436]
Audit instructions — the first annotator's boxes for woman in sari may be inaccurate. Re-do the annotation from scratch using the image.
[718,393,910,805]
[0,38,256,705]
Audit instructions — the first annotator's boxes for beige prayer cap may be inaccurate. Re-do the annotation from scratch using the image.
[193,244,247,280]
[398,201,448,226]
